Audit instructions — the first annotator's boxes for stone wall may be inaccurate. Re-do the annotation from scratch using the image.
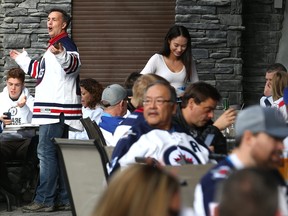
[176,0,244,106]
[0,0,285,107]
[0,0,72,93]
[242,0,285,105]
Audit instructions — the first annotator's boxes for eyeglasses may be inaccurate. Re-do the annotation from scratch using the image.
[143,98,172,106]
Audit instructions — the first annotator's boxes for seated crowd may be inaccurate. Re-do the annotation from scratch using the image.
[1,69,288,216]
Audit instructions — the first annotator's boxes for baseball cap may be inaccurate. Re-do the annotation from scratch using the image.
[101,84,127,106]
[235,105,288,139]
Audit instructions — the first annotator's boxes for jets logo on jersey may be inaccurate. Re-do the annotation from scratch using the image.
[211,166,232,179]
[8,106,17,116]
[163,146,202,165]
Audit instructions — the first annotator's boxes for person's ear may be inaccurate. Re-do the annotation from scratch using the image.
[242,130,255,147]
[172,103,177,115]
[188,98,195,109]
[62,22,67,30]
[120,100,125,108]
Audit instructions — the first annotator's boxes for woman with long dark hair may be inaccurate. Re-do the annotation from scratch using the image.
[140,25,198,96]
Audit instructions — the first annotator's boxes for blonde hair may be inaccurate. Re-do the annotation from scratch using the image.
[271,71,288,101]
[93,164,179,216]
[132,74,168,107]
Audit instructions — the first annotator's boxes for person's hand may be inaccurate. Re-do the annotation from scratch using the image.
[17,95,27,108]
[264,81,272,96]
[208,145,215,152]
[213,108,237,131]
[0,115,12,126]
[9,49,24,60]
[49,42,64,55]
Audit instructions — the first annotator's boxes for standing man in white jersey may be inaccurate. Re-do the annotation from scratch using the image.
[10,8,82,212]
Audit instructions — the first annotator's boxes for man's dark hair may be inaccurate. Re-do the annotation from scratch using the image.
[6,67,25,83]
[124,72,142,89]
[145,80,177,104]
[181,82,221,108]
[217,168,279,216]
[267,63,287,73]
[49,8,71,29]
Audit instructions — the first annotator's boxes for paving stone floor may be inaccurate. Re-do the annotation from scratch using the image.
[0,202,72,216]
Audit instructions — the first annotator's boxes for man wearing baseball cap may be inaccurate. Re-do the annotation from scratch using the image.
[99,84,128,146]
[193,105,288,216]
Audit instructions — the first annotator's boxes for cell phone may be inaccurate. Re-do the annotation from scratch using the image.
[53,42,61,49]
[135,157,147,163]
[3,112,11,120]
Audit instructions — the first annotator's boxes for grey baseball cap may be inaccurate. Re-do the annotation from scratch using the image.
[235,105,288,139]
[101,84,127,106]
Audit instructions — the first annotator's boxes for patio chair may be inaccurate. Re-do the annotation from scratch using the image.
[80,117,107,146]
[53,138,109,216]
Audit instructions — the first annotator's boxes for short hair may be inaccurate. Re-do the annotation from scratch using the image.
[79,78,103,108]
[49,8,71,29]
[93,164,180,216]
[132,74,169,107]
[124,72,142,89]
[181,82,221,108]
[6,68,25,83]
[266,63,287,73]
[271,71,288,101]
[217,168,278,216]
[144,80,177,104]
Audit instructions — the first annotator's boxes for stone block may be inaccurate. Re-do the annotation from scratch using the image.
[12,17,40,23]
[3,34,30,48]
[197,0,230,6]
[206,30,227,38]
[216,80,242,91]
[211,67,233,74]
[2,3,14,8]
[6,8,28,16]
[1,23,18,29]
[219,14,242,26]
[210,52,230,59]
[231,0,242,14]
[227,30,241,47]
[231,47,241,58]
[190,31,205,38]
[176,6,216,15]
[198,73,216,80]
[19,23,40,29]
[197,63,215,69]
[4,0,23,3]
[193,37,226,45]
[19,0,39,9]
[217,57,242,64]
[189,23,220,30]
[175,14,201,23]
[192,49,209,58]
[202,15,218,20]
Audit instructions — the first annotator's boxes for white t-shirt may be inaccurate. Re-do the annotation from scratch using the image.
[140,54,199,93]
[69,106,103,139]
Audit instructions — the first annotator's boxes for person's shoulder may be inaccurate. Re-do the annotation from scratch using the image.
[201,159,234,185]
[120,111,144,126]
[149,53,163,61]
[59,36,78,52]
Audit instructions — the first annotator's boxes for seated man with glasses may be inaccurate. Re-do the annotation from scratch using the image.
[109,81,210,174]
